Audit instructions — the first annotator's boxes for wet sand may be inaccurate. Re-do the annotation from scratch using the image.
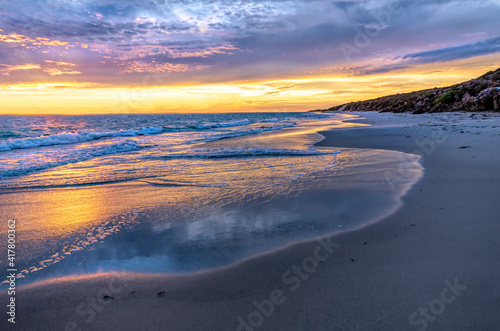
[2,111,500,330]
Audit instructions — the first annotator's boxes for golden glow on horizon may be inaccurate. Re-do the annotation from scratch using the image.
[1,54,499,114]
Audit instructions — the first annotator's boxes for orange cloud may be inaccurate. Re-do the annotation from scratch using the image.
[43,60,80,75]
[44,60,77,67]
[33,38,68,46]
[0,63,41,75]
[43,68,81,76]
[0,60,81,76]
[0,32,71,48]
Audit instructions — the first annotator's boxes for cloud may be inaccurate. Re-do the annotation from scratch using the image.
[118,61,208,74]
[43,68,81,76]
[337,35,500,76]
[0,31,69,47]
[0,60,82,77]
[42,60,81,75]
[0,63,41,75]
[0,0,500,84]
[402,36,500,63]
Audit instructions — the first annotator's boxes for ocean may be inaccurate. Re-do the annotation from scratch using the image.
[0,112,328,185]
[0,112,422,285]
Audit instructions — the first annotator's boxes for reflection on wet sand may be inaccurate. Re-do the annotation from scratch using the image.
[1,147,422,285]
[0,114,422,285]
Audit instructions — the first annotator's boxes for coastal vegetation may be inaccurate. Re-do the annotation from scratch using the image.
[322,68,500,113]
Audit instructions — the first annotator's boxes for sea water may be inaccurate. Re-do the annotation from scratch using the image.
[0,112,422,284]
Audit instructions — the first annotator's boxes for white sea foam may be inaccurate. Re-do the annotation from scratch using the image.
[145,147,340,160]
[0,119,274,152]
[0,210,142,284]
[0,127,163,151]
[190,123,296,144]
[195,119,252,130]
[0,140,143,179]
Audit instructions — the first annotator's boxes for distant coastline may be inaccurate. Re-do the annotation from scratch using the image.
[316,68,500,113]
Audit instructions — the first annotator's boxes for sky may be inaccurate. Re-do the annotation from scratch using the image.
[0,0,500,114]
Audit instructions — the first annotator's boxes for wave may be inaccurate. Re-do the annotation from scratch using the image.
[0,177,155,191]
[0,119,263,152]
[192,119,252,130]
[0,140,144,180]
[0,127,163,152]
[0,131,24,139]
[140,179,229,188]
[193,123,297,144]
[144,147,341,160]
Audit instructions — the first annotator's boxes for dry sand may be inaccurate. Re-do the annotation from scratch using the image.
[2,111,500,330]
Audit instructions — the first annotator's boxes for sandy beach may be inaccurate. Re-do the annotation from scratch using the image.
[2,111,500,330]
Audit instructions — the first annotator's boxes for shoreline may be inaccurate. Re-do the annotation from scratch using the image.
[1,112,417,286]
[2,111,500,330]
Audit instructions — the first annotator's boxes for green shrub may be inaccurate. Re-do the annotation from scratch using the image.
[434,90,458,104]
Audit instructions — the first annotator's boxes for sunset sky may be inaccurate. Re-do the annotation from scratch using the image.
[1,0,500,114]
